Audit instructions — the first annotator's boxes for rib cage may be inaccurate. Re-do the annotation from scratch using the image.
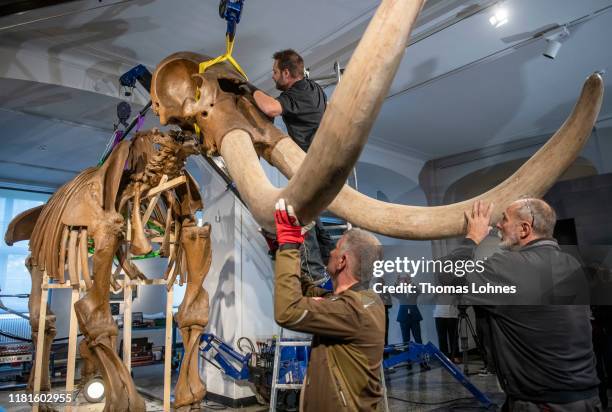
[29,167,97,280]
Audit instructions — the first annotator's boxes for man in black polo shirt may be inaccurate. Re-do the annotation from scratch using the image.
[250,49,326,151]
[244,49,332,282]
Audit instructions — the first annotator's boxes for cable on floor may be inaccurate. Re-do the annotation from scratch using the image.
[388,395,485,406]
[202,399,228,410]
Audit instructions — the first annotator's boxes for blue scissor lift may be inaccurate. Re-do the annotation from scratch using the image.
[384,341,496,409]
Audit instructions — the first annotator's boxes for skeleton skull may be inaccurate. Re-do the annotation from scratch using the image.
[152,52,284,158]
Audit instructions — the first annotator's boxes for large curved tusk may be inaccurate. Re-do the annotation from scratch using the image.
[219,130,279,230]
[269,72,604,239]
[273,0,425,223]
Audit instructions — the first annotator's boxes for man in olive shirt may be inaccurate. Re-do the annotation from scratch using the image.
[273,199,386,411]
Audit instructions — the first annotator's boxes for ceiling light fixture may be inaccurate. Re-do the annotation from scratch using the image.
[489,5,509,28]
[542,26,570,59]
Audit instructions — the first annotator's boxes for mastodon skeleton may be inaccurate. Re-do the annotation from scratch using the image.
[5,129,211,411]
[2,0,604,410]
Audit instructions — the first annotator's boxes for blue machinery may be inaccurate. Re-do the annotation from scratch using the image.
[199,333,251,381]
[199,333,494,408]
[119,64,152,96]
[218,0,245,40]
[384,341,495,409]
[200,333,308,386]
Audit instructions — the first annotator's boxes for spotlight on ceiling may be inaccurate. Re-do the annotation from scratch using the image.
[489,5,508,28]
[543,26,570,59]
[84,377,106,403]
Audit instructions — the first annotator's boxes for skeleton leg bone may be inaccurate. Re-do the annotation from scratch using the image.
[74,213,145,412]
[78,338,97,385]
[173,223,211,409]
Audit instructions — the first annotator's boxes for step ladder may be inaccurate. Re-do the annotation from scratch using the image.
[268,329,390,411]
[269,328,311,411]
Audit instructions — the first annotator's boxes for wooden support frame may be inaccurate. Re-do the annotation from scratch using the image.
[32,276,83,411]
[64,287,80,412]
[32,273,175,411]
[32,272,49,412]
[120,276,175,412]
[123,280,133,373]
[164,286,174,412]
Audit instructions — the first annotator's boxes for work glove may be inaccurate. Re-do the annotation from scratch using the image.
[274,199,314,245]
[238,81,259,95]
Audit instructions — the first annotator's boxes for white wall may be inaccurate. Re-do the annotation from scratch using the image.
[190,156,278,400]
[356,144,437,347]
[423,126,612,206]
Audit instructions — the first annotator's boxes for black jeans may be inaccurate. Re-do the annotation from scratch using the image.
[399,320,422,344]
[503,396,602,412]
[300,219,333,281]
[435,317,459,358]
[384,306,390,347]
[475,307,496,372]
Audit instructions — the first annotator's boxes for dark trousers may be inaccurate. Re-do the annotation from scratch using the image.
[475,307,496,372]
[503,396,602,412]
[435,317,459,358]
[300,220,332,281]
[399,320,422,344]
[384,306,390,346]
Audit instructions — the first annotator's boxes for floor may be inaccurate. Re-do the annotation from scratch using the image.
[0,358,610,411]
[384,359,505,411]
[130,358,508,411]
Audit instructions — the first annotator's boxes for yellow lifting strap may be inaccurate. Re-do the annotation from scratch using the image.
[194,34,248,137]
[199,34,248,79]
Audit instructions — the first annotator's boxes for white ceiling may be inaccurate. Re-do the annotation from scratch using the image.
[0,0,611,188]
[372,0,612,157]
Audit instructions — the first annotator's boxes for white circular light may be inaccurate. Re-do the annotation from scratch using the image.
[84,378,106,403]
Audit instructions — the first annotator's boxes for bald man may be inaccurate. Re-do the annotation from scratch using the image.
[446,199,600,411]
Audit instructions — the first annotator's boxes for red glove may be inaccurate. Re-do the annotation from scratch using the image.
[274,199,305,245]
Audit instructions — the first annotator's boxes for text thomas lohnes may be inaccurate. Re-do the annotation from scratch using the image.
[373,282,517,295]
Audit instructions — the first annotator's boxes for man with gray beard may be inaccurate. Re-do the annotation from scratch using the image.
[445,199,600,411]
